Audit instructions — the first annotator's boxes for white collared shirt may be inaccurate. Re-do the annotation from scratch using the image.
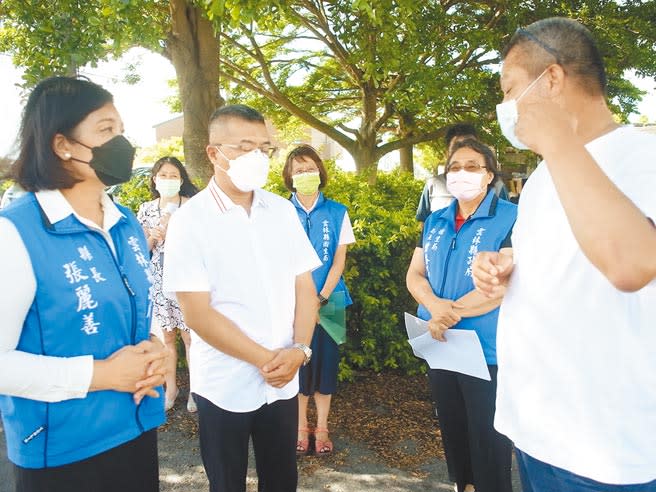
[0,190,124,402]
[495,127,656,484]
[163,179,321,412]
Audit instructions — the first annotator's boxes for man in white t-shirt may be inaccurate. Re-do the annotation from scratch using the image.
[473,18,656,492]
[163,104,321,492]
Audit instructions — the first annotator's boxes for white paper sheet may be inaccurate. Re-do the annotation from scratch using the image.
[404,312,491,381]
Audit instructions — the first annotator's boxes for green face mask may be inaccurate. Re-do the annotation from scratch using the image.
[293,172,321,195]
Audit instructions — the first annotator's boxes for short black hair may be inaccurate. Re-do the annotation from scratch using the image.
[448,138,499,191]
[502,17,607,95]
[208,104,265,131]
[9,76,113,191]
[445,123,478,149]
[149,156,198,199]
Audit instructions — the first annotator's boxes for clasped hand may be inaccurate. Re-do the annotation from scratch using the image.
[259,348,305,388]
[148,226,165,243]
[472,251,514,298]
[105,337,169,404]
[426,298,463,342]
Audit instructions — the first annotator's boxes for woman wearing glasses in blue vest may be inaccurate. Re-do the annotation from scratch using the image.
[0,77,166,492]
[283,145,356,456]
[406,138,516,492]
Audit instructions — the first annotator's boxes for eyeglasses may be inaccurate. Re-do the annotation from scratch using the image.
[213,142,278,158]
[293,167,319,174]
[515,28,562,65]
[446,163,487,173]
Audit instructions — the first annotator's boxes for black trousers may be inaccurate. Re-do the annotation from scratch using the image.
[195,393,298,492]
[13,429,159,492]
[428,366,512,492]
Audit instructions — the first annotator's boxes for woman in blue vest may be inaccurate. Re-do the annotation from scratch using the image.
[0,76,167,492]
[283,145,355,456]
[406,139,516,492]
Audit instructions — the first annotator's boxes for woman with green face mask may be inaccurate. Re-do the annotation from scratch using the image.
[137,156,198,413]
[283,145,356,456]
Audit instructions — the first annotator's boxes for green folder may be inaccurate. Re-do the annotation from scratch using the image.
[319,291,347,345]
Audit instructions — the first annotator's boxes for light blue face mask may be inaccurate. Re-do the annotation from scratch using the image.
[496,68,548,150]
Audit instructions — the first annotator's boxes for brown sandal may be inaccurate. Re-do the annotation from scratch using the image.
[314,428,333,455]
[296,427,311,455]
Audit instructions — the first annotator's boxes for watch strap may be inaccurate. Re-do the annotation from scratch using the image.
[292,342,312,365]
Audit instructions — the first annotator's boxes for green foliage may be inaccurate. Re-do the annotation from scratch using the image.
[0,180,13,195]
[266,164,426,379]
[135,137,185,168]
[112,169,152,214]
[207,0,656,175]
[0,0,169,88]
[4,0,655,176]
[163,79,182,113]
[414,143,446,175]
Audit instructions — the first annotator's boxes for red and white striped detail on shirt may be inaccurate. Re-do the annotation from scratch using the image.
[208,180,228,213]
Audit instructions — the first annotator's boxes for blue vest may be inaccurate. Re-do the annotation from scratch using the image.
[418,191,517,364]
[291,193,352,306]
[0,193,165,468]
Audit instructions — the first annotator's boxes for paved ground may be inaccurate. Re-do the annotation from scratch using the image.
[0,370,522,491]
[0,410,521,492]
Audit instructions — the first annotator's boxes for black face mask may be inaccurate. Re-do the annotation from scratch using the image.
[70,135,136,186]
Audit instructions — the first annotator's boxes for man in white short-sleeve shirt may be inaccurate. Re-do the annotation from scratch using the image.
[163,104,321,492]
[473,18,656,492]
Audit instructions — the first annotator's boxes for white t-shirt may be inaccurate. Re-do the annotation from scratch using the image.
[163,179,321,412]
[495,126,656,484]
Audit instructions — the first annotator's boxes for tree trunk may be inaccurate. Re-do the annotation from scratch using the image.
[353,81,380,183]
[167,0,223,183]
[352,142,379,185]
[398,112,415,174]
[399,146,413,173]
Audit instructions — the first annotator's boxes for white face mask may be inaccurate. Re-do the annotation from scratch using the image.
[496,68,548,150]
[446,170,487,202]
[155,178,181,198]
[216,148,270,192]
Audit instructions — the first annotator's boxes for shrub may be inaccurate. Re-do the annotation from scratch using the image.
[266,163,425,380]
[110,168,152,213]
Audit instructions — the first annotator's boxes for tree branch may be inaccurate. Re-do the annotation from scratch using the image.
[221,24,356,153]
[293,0,364,84]
[374,102,395,132]
[375,127,448,159]
[337,123,359,135]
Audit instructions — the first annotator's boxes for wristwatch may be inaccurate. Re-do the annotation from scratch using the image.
[318,294,329,307]
[292,343,312,366]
